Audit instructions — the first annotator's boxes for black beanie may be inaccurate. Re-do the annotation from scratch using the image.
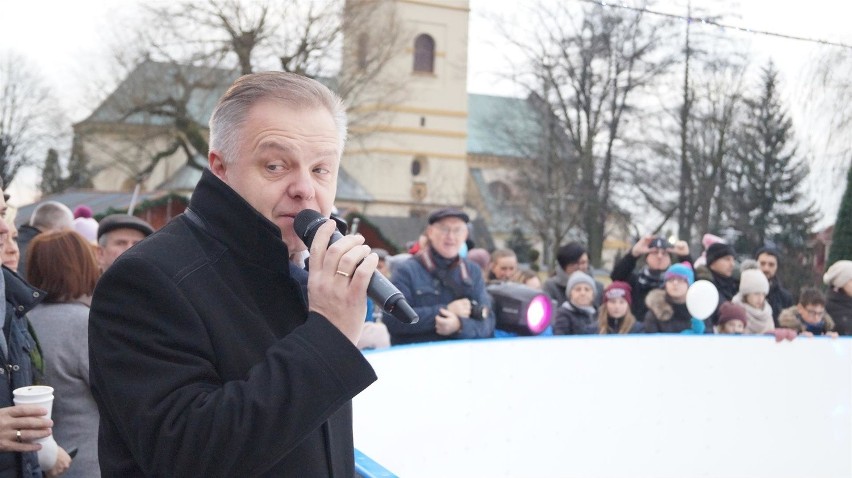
[706,242,736,266]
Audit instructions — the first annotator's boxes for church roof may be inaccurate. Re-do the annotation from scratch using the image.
[14,190,185,227]
[79,60,237,126]
[466,93,543,158]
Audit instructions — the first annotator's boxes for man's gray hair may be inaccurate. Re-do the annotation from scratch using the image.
[29,201,74,232]
[209,72,348,165]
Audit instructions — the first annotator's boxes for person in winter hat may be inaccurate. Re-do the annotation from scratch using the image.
[693,233,725,268]
[595,281,642,334]
[717,301,748,334]
[543,242,604,307]
[553,271,597,335]
[644,262,711,334]
[610,235,692,321]
[695,242,738,324]
[823,260,852,335]
[731,260,774,334]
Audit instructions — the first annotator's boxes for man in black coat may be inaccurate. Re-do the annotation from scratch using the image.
[755,247,794,325]
[89,72,378,477]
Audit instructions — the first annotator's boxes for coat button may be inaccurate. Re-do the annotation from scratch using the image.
[16,305,24,312]
[32,292,40,298]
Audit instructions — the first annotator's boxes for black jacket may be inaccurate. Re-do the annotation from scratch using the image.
[89,169,377,477]
[825,288,852,336]
[0,267,45,478]
[610,252,691,321]
[767,277,794,325]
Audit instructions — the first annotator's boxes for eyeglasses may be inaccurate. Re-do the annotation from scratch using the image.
[804,308,825,319]
[434,226,466,237]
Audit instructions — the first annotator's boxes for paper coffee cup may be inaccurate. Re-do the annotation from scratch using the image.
[13,386,54,418]
[13,386,58,469]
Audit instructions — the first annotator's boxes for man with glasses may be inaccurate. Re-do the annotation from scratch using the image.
[382,208,495,345]
[611,235,691,321]
[778,287,839,337]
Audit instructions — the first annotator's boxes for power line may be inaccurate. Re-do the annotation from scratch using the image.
[577,0,852,50]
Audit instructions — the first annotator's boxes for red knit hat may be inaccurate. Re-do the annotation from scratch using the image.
[718,301,748,327]
[604,281,632,306]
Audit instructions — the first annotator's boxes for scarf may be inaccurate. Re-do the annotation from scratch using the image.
[733,294,775,334]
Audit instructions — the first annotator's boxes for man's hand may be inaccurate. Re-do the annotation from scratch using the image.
[46,446,72,477]
[0,405,52,453]
[631,236,653,257]
[435,308,462,336]
[307,220,378,345]
[670,240,689,257]
[447,298,471,318]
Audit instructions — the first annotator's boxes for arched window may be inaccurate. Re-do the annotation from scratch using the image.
[357,33,369,70]
[488,181,512,202]
[413,34,435,73]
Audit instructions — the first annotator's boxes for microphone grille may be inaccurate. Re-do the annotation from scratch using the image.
[293,209,326,247]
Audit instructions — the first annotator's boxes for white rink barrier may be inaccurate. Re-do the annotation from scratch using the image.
[354,335,852,478]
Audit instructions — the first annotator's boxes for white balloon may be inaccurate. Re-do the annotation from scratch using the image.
[686,280,719,319]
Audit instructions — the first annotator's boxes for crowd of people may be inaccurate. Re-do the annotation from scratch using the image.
[0,71,846,477]
[371,211,850,347]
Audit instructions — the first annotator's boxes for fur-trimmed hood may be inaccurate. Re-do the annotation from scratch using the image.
[645,289,673,322]
[777,305,835,333]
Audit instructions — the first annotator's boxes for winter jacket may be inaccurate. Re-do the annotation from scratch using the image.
[610,252,691,321]
[643,289,712,334]
[0,267,46,478]
[384,249,495,345]
[767,277,795,325]
[778,306,836,335]
[825,288,852,336]
[553,301,596,335]
[89,169,377,477]
[27,301,99,478]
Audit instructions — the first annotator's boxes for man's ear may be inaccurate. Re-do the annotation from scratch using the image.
[209,151,227,181]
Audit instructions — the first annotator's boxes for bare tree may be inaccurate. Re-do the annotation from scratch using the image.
[0,51,65,187]
[499,1,676,267]
[77,0,406,190]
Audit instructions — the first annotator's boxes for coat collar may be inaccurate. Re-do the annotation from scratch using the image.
[3,266,45,316]
[188,169,291,276]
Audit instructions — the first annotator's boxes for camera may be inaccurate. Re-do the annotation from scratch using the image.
[469,299,488,320]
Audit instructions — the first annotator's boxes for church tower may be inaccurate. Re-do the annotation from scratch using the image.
[339,0,470,217]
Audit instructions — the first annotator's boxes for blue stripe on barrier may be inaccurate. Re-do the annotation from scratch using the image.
[355,449,397,478]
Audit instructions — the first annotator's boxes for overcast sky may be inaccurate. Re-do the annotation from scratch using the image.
[2,0,850,226]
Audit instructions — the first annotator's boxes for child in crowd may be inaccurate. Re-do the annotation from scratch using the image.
[732,261,775,334]
[716,301,748,334]
[644,262,711,333]
[512,269,542,289]
[778,287,839,337]
[553,271,597,335]
[596,281,643,334]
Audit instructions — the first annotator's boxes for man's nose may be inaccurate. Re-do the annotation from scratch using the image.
[287,169,315,201]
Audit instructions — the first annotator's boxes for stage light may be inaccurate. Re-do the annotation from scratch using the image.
[486,282,554,336]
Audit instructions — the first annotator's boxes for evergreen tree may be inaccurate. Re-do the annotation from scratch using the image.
[39,148,64,195]
[506,227,534,265]
[732,61,818,256]
[828,164,852,265]
[65,139,93,189]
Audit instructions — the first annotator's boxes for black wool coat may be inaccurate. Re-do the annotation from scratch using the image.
[89,169,377,477]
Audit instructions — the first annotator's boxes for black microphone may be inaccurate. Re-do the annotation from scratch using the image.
[294,209,419,324]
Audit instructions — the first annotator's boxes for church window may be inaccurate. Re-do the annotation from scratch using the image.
[413,34,435,73]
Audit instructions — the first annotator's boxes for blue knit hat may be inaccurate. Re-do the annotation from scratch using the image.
[664,262,694,285]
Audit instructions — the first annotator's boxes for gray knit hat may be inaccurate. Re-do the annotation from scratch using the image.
[565,271,596,296]
[824,260,852,289]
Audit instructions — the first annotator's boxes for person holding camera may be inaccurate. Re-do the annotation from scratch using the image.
[382,208,495,345]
